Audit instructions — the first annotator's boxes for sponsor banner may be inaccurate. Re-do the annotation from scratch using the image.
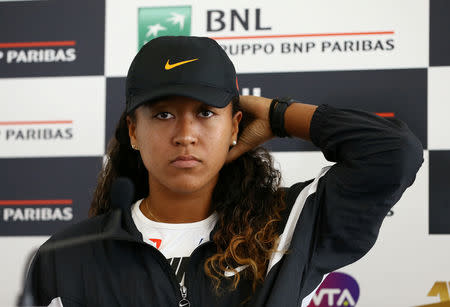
[429,150,450,234]
[0,76,105,157]
[138,6,191,49]
[0,0,105,78]
[105,0,427,76]
[307,272,360,307]
[415,281,450,307]
[106,1,193,76]
[430,0,450,66]
[0,157,102,236]
[202,1,427,73]
[237,69,427,151]
[428,67,450,150]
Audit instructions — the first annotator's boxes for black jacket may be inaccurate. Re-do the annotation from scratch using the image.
[26,104,424,306]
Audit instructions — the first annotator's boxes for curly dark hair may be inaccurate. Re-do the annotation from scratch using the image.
[89,97,286,295]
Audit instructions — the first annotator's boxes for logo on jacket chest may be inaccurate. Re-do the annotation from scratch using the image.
[148,238,162,249]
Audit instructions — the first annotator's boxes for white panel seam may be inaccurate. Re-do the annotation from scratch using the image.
[266,165,331,275]
[300,273,329,307]
[48,296,64,307]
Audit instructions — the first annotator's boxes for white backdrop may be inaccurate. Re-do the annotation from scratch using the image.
[1,0,449,306]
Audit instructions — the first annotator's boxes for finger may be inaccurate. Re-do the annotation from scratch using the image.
[225,141,253,163]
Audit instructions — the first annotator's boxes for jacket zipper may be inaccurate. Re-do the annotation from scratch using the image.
[182,240,215,306]
[178,284,190,307]
[139,242,184,303]
[142,240,214,306]
[123,235,214,306]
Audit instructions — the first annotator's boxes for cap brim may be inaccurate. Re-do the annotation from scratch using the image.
[127,84,236,113]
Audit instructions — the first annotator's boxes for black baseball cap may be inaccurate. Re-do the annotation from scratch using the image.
[126,36,239,113]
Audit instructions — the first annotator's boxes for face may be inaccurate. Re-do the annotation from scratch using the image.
[127,96,242,195]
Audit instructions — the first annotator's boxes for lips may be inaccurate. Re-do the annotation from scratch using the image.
[170,155,201,168]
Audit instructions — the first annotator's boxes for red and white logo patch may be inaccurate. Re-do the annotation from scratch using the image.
[149,238,162,249]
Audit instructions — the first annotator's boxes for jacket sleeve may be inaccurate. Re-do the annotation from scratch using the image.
[24,246,83,307]
[305,104,424,274]
[21,247,54,306]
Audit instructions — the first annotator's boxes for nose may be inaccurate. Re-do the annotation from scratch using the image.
[172,116,198,146]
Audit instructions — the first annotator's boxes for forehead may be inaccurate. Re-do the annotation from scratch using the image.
[149,96,207,108]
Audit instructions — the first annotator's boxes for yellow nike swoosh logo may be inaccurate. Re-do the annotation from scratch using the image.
[165,58,199,70]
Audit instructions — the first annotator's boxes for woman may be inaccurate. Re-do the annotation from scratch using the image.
[27,36,423,307]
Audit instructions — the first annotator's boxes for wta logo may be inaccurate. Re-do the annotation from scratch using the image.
[308,272,360,307]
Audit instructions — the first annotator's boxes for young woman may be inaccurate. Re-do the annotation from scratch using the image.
[27,36,423,307]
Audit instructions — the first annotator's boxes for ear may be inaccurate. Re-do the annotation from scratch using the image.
[126,115,137,145]
[231,111,243,141]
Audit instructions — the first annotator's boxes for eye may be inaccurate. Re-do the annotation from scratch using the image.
[199,110,214,118]
[155,112,174,120]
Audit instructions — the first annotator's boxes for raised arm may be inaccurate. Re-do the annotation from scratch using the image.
[229,95,424,275]
[226,96,318,162]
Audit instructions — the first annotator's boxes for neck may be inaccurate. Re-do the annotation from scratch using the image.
[142,177,217,223]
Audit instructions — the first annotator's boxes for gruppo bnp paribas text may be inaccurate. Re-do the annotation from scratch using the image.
[206,8,395,56]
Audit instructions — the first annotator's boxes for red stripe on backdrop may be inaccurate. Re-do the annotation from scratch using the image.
[210,31,395,40]
[0,200,73,206]
[0,41,76,48]
[376,112,395,117]
[0,120,73,125]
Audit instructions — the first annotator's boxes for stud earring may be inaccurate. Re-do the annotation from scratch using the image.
[232,140,237,146]
[131,144,138,150]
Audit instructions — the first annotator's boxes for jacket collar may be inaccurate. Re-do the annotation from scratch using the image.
[102,205,221,245]
[101,207,144,243]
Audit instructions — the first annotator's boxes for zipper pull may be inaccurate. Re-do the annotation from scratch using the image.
[179,285,190,307]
